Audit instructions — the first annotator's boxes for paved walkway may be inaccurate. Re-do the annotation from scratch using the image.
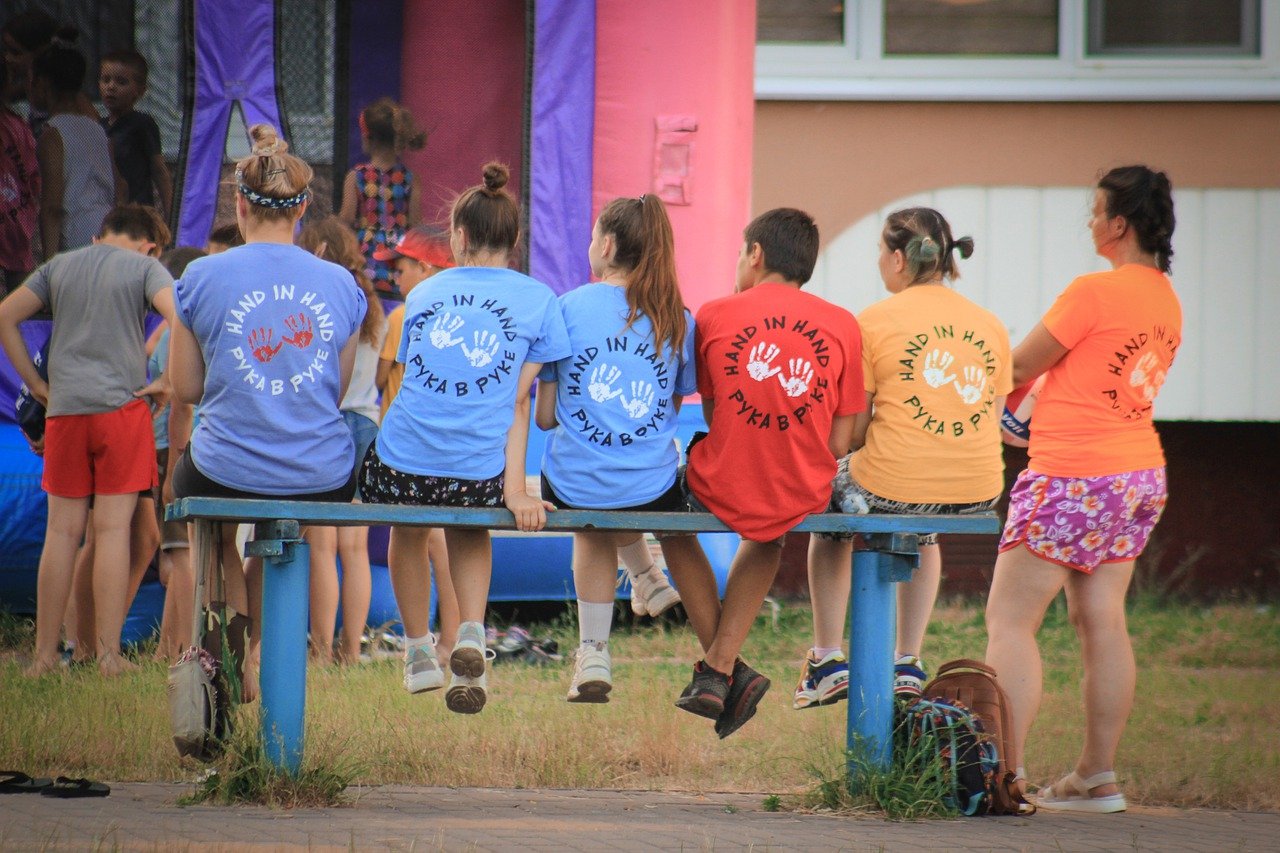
[1,783,1276,851]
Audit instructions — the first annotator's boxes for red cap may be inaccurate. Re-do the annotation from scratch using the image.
[373,227,454,268]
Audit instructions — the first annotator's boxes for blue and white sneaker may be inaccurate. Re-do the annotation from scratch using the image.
[894,654,928,701]
[403,635,444,694]
[792,650,849,710]
[446,621,495,714]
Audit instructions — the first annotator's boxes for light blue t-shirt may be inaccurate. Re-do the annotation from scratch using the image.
[174,243,366,494]
[149,326,170,450]
[539,283,697,508]
[377,266,570,479]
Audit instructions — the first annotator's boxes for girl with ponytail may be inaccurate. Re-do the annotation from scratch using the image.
[801,207,1012,715]
[986,166,1182,813]
[534,194,704,703]
[340,97,428,296]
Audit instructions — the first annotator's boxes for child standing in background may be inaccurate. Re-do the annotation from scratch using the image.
[297,215,387,664]
[373,225,459,663]
[99,50,173,215]
[340,97,426,297]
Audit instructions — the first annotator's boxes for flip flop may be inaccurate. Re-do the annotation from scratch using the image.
[0,771,53,794]
[40,776,110,798]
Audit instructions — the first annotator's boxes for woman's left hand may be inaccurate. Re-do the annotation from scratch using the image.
[504,491,555,532]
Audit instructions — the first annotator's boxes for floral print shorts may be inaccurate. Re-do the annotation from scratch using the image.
[999,467,1167,573]
[359,440,504,508]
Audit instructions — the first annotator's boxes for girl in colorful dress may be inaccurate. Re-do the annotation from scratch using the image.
[360,162,569,714]
[985,166,1182,813]
[340,97,426,297]
[297,216,387,664]
[534,195,699,703]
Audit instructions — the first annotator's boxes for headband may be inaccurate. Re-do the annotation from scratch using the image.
[235,167,309,209]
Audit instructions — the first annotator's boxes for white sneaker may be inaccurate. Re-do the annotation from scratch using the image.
[403,636,444,694]
[445,670,488,714]
[626,566,681,617]
[451,621,490,678]
[567,643,612,703]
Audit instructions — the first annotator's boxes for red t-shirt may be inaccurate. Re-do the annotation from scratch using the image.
[688,282,865,541]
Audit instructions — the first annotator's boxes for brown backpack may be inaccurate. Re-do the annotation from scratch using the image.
[921,659,1034,815]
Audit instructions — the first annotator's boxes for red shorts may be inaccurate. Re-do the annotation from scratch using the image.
[42,399,158,498]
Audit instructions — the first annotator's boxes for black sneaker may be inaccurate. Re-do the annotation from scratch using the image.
[674,660,731,719]
[715,659,771,739]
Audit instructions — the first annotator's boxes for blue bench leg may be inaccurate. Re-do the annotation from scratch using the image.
[846,549,895,771]
[259,538,309,774]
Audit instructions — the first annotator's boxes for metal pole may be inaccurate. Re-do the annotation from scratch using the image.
[846,547,896,771]
[250,520,307,774]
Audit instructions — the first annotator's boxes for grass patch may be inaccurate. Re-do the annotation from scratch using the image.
[0,600,1277,811]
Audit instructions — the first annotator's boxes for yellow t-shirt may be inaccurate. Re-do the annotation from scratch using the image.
[378,304,405,421]
[850,285,1013,504]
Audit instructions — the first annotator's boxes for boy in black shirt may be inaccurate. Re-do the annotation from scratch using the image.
[99,50,172,214]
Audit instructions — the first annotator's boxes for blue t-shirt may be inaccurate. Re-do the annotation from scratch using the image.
[149,326,170,450]
[174,243,367,494]
[377,266,570,479]
[539,284,697,508]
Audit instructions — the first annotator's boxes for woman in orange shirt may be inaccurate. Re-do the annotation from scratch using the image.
[985,166,1182,813]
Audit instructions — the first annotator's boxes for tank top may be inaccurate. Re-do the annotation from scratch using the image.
[46,114,114,252]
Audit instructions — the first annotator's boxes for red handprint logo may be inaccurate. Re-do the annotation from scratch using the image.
[248,328,283,363]
[282,313,314,349]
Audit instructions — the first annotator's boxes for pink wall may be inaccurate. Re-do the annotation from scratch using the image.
[594,1,756,313]
[398,2,527,228]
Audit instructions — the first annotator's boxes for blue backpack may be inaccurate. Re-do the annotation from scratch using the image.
[902,696,1001,816]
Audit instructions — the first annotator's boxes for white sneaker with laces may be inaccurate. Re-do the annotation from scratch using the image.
[451,620,490,678]
[403,635,444,694]
[567,643,612,703]
[445,669,489,714]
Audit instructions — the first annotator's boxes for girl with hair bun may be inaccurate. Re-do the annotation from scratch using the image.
[340,96,428,296]
[801,207,1012,714]
[985,166,1182,813]
[534,194,704,703]
[30,26,123,255]
[361,161,570,715]
[168,125,368,698]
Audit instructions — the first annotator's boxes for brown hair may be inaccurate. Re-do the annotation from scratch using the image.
[451,162,519,256]
[1097,165,1175,273]
[234,124,313,224]
[297,216,383,345]
[99,204,171,248]
[160,246,206,279]
[100,49,148,87]
[882,207,974,285]
[207,221,244,248]
[596,195,687,358]
[361,97,426,154]
[743,208,820,285]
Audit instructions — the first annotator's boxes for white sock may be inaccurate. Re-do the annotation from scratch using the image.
[617,538,655,580]
[578,600,614,646]
[406,633,433,654]
[812,645,842,661]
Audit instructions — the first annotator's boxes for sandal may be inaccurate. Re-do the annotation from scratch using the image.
[40,776,110,798]
[0,771,52,794]
[1035,770,1126,813]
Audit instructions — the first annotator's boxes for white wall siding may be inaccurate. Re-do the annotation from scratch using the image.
[808,186,1280,422]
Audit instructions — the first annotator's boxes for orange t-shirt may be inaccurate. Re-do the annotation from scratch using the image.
[378,304,406,420]
[688,282,865,542]
[850,285,1012,504]
[1031,264,1182,477]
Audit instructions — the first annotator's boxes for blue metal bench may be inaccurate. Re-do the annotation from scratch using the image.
[168,497,998,774]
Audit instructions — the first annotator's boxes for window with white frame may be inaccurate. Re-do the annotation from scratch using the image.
[755,0,1278,100]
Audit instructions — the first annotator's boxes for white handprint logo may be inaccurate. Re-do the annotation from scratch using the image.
[620,381,656,419]
[429,313,465,349]
[461,330,501,368]
[747,342,782,382]
[953,365,984,405]
[588,363,624,403]
[778,358,814,398]
[922,349,956,388]
[1128,352,1164,402]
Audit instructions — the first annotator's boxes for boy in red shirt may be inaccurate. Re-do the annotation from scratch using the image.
[675,208,865,736]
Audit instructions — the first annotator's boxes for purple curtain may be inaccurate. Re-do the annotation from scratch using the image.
[528,0,595,294]
[176,0,286,247]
